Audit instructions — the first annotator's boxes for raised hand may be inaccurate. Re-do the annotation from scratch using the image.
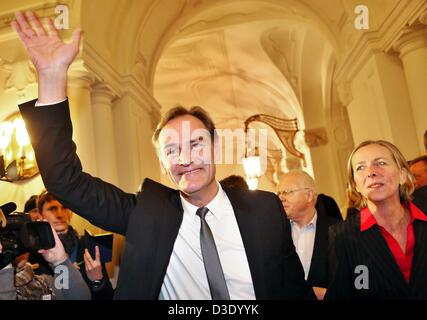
[83,246,103,282]
[12,11,81,74]
[11,11,82,103]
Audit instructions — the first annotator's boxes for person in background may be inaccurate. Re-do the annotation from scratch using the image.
[220,175,249,190]
[315,193,343,221]
[0,225,90,300]
[409,155,427,214]
[409,155,427,189]
[327,140,427,299]
[277,170,340,300]
[29,190,114,300]
[24,195,42,221]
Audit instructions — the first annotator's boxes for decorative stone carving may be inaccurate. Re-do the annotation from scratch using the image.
[304,127,328,148]
[260,28,299,94]
[2,60,36,92]
[392,24,427,58]
[336,81,353,106]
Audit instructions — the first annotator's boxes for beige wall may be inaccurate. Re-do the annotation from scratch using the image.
[348,52,419,160]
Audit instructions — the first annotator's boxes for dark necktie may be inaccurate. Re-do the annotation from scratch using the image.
[196,207,230,300]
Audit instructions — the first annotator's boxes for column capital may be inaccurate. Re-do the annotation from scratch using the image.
[419,9,427,26]
[91,82,116,106]
[393,24,427,59]
[68,60,96,89]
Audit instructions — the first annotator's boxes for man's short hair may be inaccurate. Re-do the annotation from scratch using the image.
[410,155,427,167]
[279,170,316,191]
[151,106,217,153]
[220,175,249,190]
[37,190,57,213]
[24,195,38,213]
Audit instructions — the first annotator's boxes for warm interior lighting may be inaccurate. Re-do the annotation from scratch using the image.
[245,177,259,190]
[242,114,306,189]
[242,146,261,190]
[0,112,39,182]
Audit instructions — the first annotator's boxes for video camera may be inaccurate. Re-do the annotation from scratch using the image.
[0,202,55,269]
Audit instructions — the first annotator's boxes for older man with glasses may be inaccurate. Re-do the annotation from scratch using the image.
[277,170,340,300]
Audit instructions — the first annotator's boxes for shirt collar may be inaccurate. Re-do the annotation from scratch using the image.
[290,210,318,230]
[360,201,427,232]
[409,202,427,222]
[179,181,225,221]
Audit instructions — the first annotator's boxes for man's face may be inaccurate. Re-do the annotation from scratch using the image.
[41,199,71,234]
[277,176,312,221]
[158,115,217,201]
[410,161,427,189]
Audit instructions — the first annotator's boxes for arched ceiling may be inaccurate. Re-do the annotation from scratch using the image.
[152,1,337,154]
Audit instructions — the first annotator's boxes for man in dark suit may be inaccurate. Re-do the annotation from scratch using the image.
[315,194,343,221]
[410,155,427,214]
[410,155,427,190]
[277,171,340,300]
[13,11,312,300]
[413,186,427,214]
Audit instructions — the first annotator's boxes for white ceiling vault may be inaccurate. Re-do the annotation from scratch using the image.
[153,0,341,178]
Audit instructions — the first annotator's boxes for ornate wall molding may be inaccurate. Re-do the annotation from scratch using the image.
[336,81,353,106]
[304,127,328,148]
[83,40,162,123]
[1,60,36,94]
[0,1,60,42]
[392,24,427,58]
[335,0,427,84]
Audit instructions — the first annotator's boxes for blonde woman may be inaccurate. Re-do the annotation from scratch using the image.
[327,140,427,299]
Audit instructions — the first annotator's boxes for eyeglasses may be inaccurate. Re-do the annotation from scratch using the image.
[277,188,312,198]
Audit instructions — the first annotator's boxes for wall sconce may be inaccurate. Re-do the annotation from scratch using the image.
[243,114,305,189]
[0,112,39,182]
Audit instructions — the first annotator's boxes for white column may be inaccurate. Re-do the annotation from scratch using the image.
[67,62,100,235]
[67,62,97,176]
[393,24,427,153]
[91,83,119,185]
[347,51,418,159]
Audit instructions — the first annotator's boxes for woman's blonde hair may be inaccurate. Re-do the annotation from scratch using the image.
[346,140,415,209]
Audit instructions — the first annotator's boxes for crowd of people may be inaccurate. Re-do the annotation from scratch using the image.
[1,10,426,300]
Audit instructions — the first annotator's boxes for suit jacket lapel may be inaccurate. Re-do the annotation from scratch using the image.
[152,190,184,293]
[360,226,409,294]
[307,214,325,284]
[224,189,266,299]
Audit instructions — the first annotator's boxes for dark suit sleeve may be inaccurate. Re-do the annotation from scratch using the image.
[325,224,352,299]
[19,99,136,235]
[82,264,114,300]
[275,197,315,299]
